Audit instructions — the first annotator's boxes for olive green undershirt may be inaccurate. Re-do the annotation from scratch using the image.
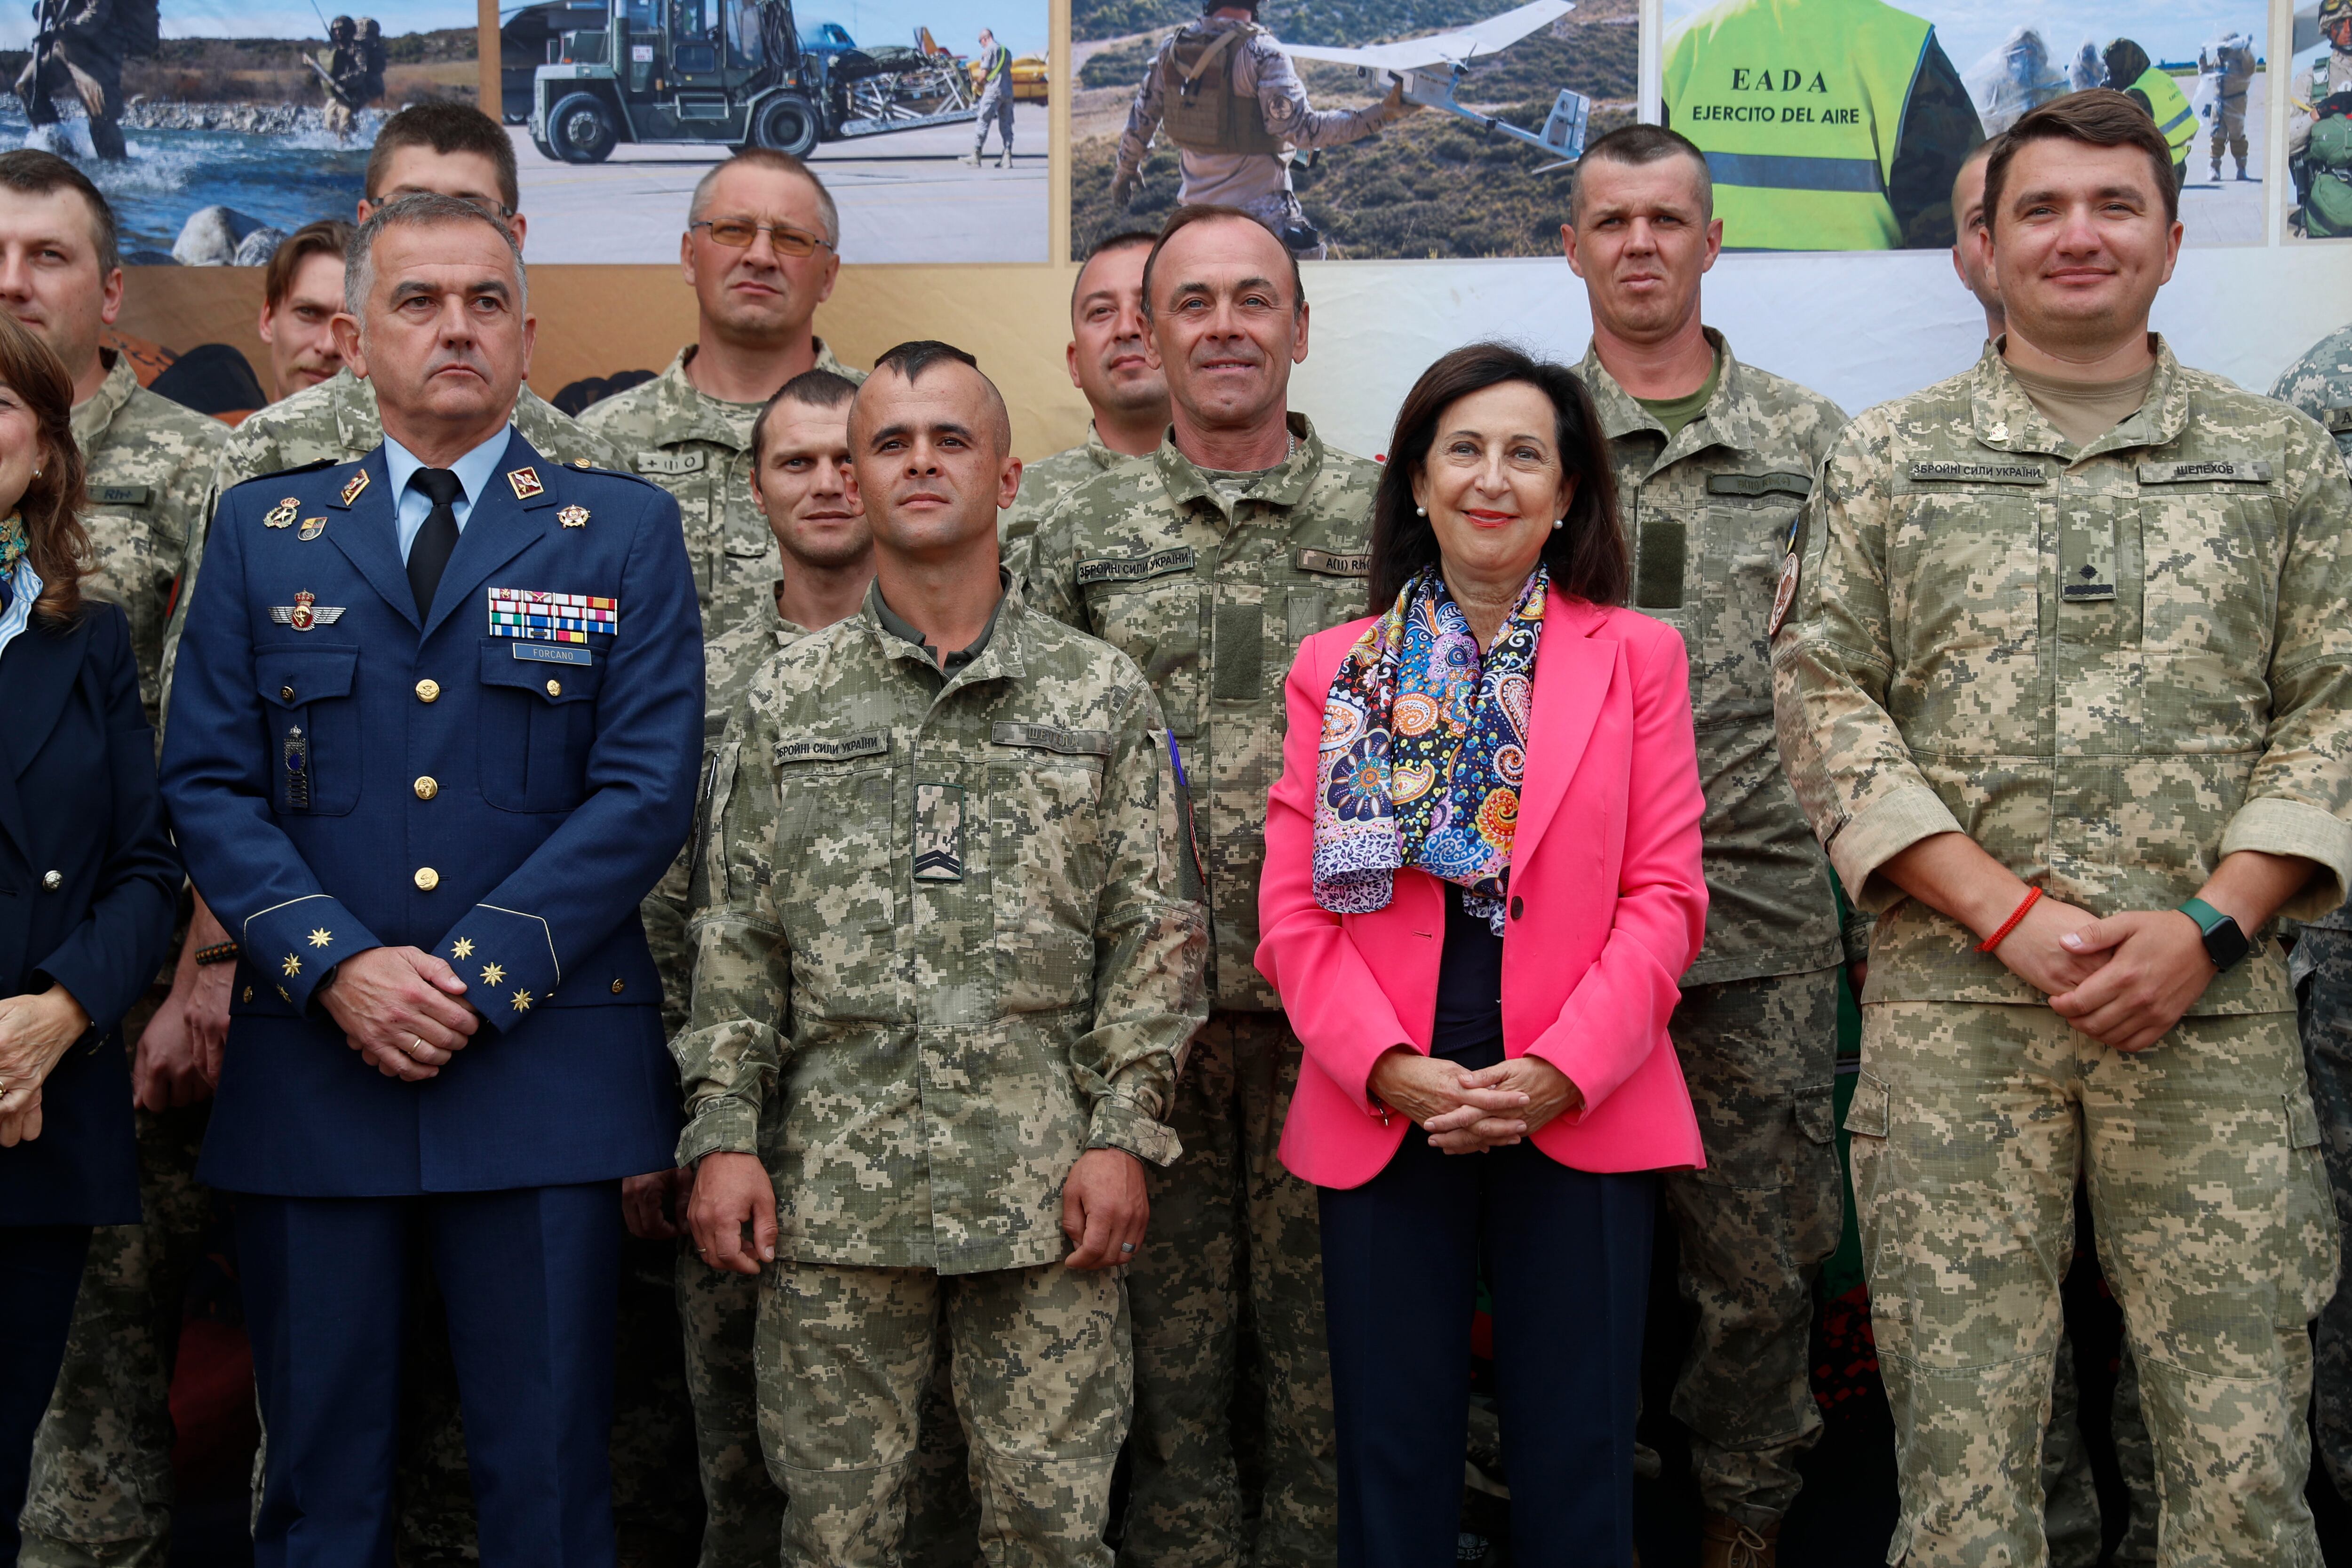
[2004,358,2158,450]
[1634,347,1723,441]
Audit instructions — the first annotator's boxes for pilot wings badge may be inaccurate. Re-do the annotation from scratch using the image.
[269,591,346,632]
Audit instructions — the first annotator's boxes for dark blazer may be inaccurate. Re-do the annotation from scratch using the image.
[160,429,703,1197]
[0,601,182,1226]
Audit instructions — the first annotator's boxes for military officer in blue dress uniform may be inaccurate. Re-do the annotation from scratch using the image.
[159,192,702,1567]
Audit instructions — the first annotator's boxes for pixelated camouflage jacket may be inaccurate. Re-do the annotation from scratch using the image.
[157,369,626,728]
[646,581,813,1041]
[2271,323,2352,933]
[676,580,1207,1273]
[1580,332,1854,985]
[1002,425,1128,549]
[74,352,227,730]
[1772,337,2352,1012]
[1025,413,1379,1011]
[579,341,864,645]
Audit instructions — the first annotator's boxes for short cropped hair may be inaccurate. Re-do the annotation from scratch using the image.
[0,150,118,276]
[1571,123,1712,225]
[346,192,527,320]
[1141,205,1304,319]
[863,339,1010,455]
[365,102,520,215]
[1985,89,2178,228]
[1072,229,1156,312]
[689,148,841,248]
[750,366,858,463]
[263,218,355,312]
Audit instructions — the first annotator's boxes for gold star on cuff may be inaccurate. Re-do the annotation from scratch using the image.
[307,927,333,948]
[452,938,475,959]
[281,954,302,976]
[510,989,533,1012]
[481,963,506,987]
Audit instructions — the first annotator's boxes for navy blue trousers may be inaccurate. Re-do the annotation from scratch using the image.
[1319,1133,1655,1568]
[0,1225,91,1565]
[234,1184,621,1568]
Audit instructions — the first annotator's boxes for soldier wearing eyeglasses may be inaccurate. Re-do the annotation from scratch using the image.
[580,150,866,648]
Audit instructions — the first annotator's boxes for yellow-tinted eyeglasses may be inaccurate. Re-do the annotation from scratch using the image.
[690,219,834,256]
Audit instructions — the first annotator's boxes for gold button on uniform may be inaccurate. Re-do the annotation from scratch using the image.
[414,867,440,892]
[610,979,625,994]
[413,776,439,800]
[40,870,60,891]
[280,685,295,702]
[545,678,563,698]
[415,679,440,703]
[241,986,253,1003]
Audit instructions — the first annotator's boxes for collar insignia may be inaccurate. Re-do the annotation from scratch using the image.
[508,466,544,500]
[557,504,588,529]
[263,497,300,529]
[340,470,370,507]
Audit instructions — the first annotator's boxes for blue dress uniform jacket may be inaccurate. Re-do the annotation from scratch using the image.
[161,429,703,1196]
[0,602,181,1226]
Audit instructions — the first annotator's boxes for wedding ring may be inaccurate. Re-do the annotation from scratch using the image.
[1120,1242,1136,1253]
[409,1035,425,1058]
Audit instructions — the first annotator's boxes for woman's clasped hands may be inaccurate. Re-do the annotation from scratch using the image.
[1367,1046,1584,1155]
[0,985,90,1146]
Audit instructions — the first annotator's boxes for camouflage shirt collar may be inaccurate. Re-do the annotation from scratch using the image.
[1153,411,1322,524]
[69,350,140,448]
[1577,328,1764,470]
[1970,334,2189,461]
[650,347,764,451]
[863,567,1024,689]
[1082,422,1123,471]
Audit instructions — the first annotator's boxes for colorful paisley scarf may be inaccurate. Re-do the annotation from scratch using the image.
[1312,564,1546,933]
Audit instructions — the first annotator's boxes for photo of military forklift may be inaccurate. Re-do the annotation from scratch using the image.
[501,0,1050,262]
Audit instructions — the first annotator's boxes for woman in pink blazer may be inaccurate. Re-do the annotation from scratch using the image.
[1256,344,1709,1567]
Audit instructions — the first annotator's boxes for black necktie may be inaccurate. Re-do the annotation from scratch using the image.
[407,467,464,619]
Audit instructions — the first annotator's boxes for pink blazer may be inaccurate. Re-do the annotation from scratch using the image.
[1256,588,1710,1190]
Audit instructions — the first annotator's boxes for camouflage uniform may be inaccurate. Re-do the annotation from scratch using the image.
[577,341,865,646]
[2271,324,2352,1506]
[1025,416,1378,1567]
[1773,338,2352,1566]
[676,579,1205,1566]
[17,357,224,1568]
[1003,426,1130,553]
[1580,334,1850,1530]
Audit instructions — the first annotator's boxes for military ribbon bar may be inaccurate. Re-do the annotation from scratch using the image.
[487,587,619,644]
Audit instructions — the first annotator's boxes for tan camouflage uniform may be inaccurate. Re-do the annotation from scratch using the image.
[1581,333,1849,1531]
[17,357,224,1568]
[676,578,1204,1567]
[577,342,864,647]
[1025,415,1376,1567]
[2271,323,2352,1509]
[1772,338,2352,1566]
[1002,426,1130,553]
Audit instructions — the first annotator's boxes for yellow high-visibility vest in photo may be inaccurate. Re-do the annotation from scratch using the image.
[2130,65,2198,165]
[1662,0,1936,250]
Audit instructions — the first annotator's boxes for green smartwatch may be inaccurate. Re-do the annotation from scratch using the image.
[2178,898,2252,972]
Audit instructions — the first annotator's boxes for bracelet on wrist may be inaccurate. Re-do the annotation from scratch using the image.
[1978,886,2043,954]
[193,941,239,967]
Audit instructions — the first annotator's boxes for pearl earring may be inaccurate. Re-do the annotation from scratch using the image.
[1414,505,1426,517]
[1552,517,1565,530]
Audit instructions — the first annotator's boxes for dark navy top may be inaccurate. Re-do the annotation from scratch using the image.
[1431,882,1505,1072]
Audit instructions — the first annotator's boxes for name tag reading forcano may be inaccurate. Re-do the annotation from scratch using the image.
[1707,471,1813,499]
[773,732,888,764]
[1294,548,1371,577]
[1907,462,2050,485]
[992,722,1112,756]
[635,451,707,476]
[1076,546,1194,585]
[2137,459,2275,484]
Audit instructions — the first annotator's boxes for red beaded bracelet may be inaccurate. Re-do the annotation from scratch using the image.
[1977,886,2043,954]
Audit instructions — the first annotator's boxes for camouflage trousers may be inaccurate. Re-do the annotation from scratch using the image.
[676,1240,978,1568]
[1120,1010,1334,1568]
[757,1258,1128,1568]
[1848,1001,2338,1567]
[1660,968,1843,1528]
[2294,925,2352,1506]
[19,1097,210,1568]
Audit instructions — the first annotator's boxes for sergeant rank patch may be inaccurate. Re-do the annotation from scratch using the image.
[913,783,964,882]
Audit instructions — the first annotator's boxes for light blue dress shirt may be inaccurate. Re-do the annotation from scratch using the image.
[0,557,41,663]
[385,424,515,564]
